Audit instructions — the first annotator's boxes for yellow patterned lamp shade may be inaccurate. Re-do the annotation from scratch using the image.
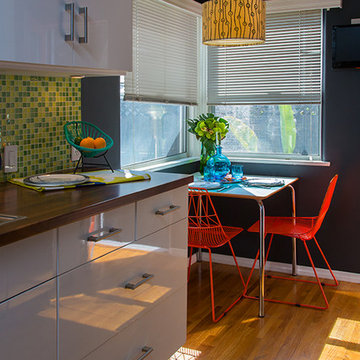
[202,0,266,46]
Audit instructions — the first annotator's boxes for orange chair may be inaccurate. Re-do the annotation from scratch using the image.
[244,175,339,310]
[188,187,245,322]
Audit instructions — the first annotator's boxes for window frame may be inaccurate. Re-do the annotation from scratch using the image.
[120,79,192,169]
[202,10,326,165]
[120,104,191,168]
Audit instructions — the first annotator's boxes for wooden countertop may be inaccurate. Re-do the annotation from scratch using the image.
[0,171,193,247]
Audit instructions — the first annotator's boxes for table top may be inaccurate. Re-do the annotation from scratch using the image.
[192,176,298,201]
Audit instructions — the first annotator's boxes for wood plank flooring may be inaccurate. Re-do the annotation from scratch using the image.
[183,262,360,360]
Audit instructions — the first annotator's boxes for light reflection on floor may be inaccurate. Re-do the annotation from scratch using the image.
[319,317,360,360]
[169,347,202,360]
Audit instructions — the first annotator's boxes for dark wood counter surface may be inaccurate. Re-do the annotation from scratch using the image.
[0,171,193,247]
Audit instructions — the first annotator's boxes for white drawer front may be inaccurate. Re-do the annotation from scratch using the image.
[0,280,57,360]
[83,286,187,360]
[59,219,187,360]
[0,229,56,303]
[136,186,188,240]
[58,203,135,274]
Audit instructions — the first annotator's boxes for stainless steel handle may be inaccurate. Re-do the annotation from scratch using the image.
[79,6,88,43]
[125,273,154,290]
[65,3,75,42]
[135,347,153,360]
[155,205,180,216]
[87,227,122,242]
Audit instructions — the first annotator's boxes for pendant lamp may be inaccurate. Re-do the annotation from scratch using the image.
[198,0,266,46]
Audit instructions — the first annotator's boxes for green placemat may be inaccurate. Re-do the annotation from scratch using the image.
[9,170,151,192]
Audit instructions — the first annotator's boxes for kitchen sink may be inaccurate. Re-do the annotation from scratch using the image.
[0,214,26,226]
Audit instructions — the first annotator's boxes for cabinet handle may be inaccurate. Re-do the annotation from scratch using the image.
[155,205,181,216]
[65,3,75,42]
[125,273,154,290]
[79,6,88,44]
[87,227,122,242]
[135,346,153,360]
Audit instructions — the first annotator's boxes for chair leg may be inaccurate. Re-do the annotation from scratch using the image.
[228,241,245,287]
[313,236,338,287]
[187,247,193,283]
[243,234,273,297]
[302,240,329,310]
[243,249,259,297]
[244,236,332,310]
[208,248,243,323]
[268,237,338,288]
[208,249,217,322]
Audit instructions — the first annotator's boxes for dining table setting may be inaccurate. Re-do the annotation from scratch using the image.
[189,169,298,318]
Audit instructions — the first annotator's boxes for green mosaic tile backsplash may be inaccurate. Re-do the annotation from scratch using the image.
[0,74,81,182]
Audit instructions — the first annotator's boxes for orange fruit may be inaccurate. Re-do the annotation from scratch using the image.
[80,137,95,149]
[94,137,107,149]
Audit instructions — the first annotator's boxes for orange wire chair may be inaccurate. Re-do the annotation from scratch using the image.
[188,187,245,322]
[244,175,339,310]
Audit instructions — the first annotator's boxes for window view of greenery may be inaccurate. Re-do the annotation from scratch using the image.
[120,83,187,167]
[215,105,321,159]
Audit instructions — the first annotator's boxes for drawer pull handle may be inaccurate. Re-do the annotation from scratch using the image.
[78,6,88,43]
[136,346,153,360]
[87,227,122,242]
[125,273,154,290]
[65,3,75,42]
[155,205,181,216]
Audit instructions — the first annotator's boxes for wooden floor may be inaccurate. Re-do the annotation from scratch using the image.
[182,262,360,360]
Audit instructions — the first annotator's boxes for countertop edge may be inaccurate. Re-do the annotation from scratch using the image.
[0,174,193,246]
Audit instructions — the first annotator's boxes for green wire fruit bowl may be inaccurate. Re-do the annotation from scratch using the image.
[64,121,114,158]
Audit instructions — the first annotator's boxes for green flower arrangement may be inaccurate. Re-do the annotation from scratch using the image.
[187,113,229,174]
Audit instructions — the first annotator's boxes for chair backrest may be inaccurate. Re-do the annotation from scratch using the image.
[188,187,227,247]
[308,174,338,239]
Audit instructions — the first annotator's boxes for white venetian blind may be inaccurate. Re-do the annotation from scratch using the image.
[125,0,199,105]
[208,10,323,105]
[266,0,342,13]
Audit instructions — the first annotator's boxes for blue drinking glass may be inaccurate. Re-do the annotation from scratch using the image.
[231,164,244,180]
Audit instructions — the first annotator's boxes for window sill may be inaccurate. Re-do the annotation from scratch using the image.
[123,157,199,172]
[227,157,330,167]
[123,155,330,173]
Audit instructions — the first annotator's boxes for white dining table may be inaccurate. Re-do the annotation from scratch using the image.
[200,176,299,318]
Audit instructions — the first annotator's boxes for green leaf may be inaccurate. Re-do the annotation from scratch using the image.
[279,105,296,154]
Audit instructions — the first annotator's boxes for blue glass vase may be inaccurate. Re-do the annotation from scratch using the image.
[207,145,231,181]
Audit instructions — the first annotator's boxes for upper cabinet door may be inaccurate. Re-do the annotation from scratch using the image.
[0,0,73,66]
[73,0,132,72]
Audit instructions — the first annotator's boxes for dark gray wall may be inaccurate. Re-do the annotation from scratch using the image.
[81,77,121,169]
[165,0,360,274]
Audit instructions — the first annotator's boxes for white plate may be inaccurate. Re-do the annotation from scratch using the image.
[23,174,89,187]
[243,178,284,187]
[188,181,222,190]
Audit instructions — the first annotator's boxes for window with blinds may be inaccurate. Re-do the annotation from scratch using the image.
[208,10,323,105]
[209,10,323,161]
[125,0,200,105]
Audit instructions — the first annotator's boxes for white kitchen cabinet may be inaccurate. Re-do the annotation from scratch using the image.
[73,0,132,71]
[58,218,187,360]
[0,229,56,303]
[0,279,57,360]
[0,0,132,73]
[136,186,188,240]
[0,182,188,360]
[83,286,187,360]
[58,203,135,274]
[0,0,73,66]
